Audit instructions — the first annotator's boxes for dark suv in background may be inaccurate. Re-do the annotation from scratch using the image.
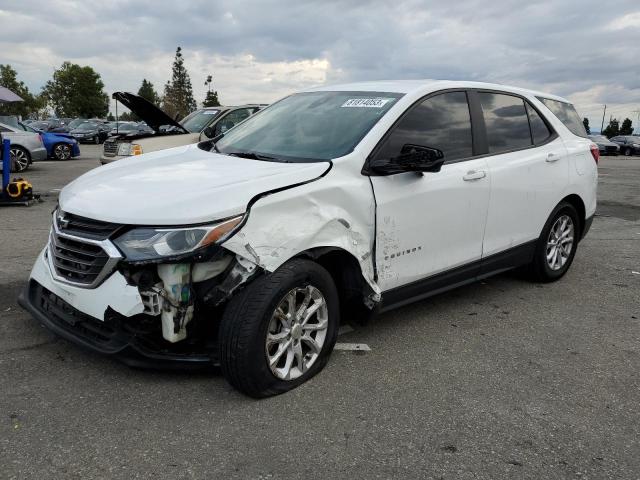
[610,135,640,156]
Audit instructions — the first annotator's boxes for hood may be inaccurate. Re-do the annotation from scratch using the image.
[113,92,188,134]
[59,143,330,225]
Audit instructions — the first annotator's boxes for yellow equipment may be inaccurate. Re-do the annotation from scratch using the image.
[4,178,34,201]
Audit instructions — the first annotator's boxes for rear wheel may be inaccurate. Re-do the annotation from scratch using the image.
[10,147,30,172]
[527,202,579,282]
[53,143,72,160]
[219,258,339,398]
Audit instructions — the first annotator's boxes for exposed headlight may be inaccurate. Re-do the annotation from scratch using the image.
[113,216,243,261]
[117,143,142,156]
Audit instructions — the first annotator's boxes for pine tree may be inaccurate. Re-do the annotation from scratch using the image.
[602,118,620,139]
[138,79,159,105]
[162,47,197,120]
[619,118,634,135]
[582,117,590,135]
[203,90,221,107]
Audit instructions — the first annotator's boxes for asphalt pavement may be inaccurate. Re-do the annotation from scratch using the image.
[1,147,639,479]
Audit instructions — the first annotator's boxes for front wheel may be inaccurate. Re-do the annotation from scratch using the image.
[93,135,100,145]
[53,143,72,160]
[527,202,579,282]
[219,258,339,398]
[624,147,632,156]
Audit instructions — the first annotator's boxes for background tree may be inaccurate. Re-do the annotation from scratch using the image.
[0,64,44,118]
[138,78,159,105]
[162,47,197,120]
[582,117,590,135]
[42,62,109,117]
[106,112,115,121]
[602,118,620,139]
[203,90,221,107]
[620,118,634,135]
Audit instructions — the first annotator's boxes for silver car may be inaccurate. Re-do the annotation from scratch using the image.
[0,121,47,172]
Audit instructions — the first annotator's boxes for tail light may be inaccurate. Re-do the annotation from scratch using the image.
[589,144,599,164]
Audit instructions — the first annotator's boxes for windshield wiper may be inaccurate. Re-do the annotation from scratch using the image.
[226,151,278,161]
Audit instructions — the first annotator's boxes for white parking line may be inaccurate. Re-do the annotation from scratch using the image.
[334,343,371,352]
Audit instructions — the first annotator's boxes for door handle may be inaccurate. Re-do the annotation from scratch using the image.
[546,153,560,163]
[463,170,486,181]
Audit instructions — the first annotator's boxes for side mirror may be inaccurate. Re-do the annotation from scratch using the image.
[202,126,214,138]
[369,144,445,175]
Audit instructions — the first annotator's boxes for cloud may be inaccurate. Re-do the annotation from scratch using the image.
[607,11,640,30]
[1,0,639,129]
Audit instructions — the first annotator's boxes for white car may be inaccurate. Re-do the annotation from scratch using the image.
[20,80,598,397]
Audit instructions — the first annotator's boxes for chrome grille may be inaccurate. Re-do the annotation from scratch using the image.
[56,211,121,240]
[48,212,123,288]
[103,140,118,157]
[50,233,109,284]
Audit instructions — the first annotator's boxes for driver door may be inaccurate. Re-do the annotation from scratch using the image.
[369,91,491,292]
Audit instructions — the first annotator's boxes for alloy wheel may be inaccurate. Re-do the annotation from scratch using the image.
[54,144,71,160]
[546,214,574,271]
[10,148,28,172]
[265,285,329,380]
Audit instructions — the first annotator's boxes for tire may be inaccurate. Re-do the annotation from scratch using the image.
[527,202,580,282]
[53,143,72,160]
[219,258,340,398]
[10,147,30,172]
[624,147,631,156]
[93,135,100,145]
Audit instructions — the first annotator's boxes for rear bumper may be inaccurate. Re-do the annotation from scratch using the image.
[31,147,47,162]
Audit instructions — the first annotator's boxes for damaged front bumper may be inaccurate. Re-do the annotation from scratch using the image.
[18,247,257,370]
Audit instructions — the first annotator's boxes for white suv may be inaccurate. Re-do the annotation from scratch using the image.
[20,80,598,397]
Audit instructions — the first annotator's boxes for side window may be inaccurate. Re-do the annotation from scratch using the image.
[374,91,473,163]
[215,108,252,135]
[536,97,588,138]
[479,92,531,153]
[526,102,552,144]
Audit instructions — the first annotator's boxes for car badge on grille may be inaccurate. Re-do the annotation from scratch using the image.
[57,212,70,229]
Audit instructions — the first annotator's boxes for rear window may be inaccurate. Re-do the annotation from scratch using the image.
[536,97,587,138]
[479,92,531,154]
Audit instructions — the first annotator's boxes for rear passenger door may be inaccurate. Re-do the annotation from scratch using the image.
[477,91,568,258]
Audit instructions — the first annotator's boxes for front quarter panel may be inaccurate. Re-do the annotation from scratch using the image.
[222,157,380,293]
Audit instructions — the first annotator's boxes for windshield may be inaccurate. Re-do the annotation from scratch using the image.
[75,122,98,130]
[181,109,221,133]
[215,91,403,162]
[113,123,137,131]
[67,119,85,129]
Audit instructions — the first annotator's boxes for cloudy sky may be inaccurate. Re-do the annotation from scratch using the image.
[1,0,639,131]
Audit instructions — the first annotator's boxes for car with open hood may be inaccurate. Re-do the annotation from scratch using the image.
[20,80,598,398]
[100,92,264,164]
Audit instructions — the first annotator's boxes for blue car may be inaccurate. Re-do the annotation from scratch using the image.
[19,123,80,160]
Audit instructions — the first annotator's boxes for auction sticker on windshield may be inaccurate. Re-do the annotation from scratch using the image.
[341,98,393,108]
